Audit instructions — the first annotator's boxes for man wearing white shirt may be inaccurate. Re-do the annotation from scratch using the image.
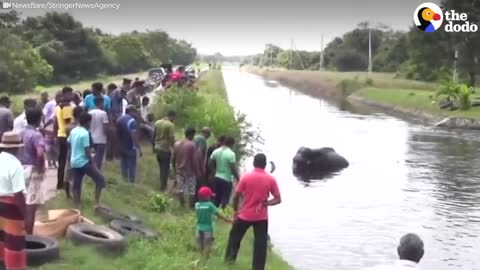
[369,233,424,270]
[13,98,38,133]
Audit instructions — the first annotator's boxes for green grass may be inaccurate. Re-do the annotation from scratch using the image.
[37,71,292,270]
[356,87,480,118]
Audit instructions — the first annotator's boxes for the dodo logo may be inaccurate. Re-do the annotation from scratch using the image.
[414,3,443,32]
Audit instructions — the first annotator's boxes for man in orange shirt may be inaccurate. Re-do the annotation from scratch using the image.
[225,153,282,270]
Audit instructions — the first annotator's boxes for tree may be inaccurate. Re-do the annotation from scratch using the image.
[443,0,480,86]
[20,12,110,82]
[0,30,53,93]
[101,34,151,73]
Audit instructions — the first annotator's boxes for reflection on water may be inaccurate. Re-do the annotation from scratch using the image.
[223,67,480,270]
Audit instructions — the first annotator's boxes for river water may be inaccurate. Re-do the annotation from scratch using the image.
[221,67,480,270]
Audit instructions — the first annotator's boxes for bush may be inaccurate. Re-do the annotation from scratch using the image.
[365,77,374,86]
[147,193,173,213]
[337,79,364,96]
[153,71,262,160]
[458,84,472,110]
[435,81,472,110]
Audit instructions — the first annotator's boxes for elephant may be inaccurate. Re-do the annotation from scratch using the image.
[292,147,349,180]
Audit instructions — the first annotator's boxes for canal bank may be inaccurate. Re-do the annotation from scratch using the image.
[41,70,292,270]
[245,66,480,130]
[223,67,480,270]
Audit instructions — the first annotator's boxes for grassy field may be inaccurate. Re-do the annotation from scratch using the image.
[246,66,480,119]
[37,71,292,270]
[355,87,480,119]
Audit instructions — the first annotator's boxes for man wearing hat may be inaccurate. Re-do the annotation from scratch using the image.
[0,96,14,139]
[0,131,27,270]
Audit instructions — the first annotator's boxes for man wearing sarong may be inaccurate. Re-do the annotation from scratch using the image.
[0,131,27,270]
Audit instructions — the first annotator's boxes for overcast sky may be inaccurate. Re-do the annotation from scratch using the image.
[8,0,440,55]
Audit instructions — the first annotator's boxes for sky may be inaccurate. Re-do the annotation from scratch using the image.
[5,0,440,55]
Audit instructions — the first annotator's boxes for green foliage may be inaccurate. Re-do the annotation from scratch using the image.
[365,77,374,86]
[0,12,197,91]
[0,30,53,93]
[436,81,473,110]
[100,34,151,74]
[147,193,173,213]
[154,71,261,160]
[458,84,472,110]
[337,78,364,96]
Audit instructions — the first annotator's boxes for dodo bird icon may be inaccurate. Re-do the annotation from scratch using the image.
[415,4,443,32]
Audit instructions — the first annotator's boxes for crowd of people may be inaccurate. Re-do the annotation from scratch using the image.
[0,72,426,270]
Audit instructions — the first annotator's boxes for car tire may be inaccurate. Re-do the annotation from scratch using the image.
[109,219,159,239]
[94,205,141,223]
[26,235,60,267]
[66,223,126,254]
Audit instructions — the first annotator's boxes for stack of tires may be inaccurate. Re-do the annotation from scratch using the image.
[65,206,159,254]
[27,206,159,267]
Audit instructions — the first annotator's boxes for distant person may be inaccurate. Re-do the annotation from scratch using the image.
[0,96,14,139]
[72,92,82,107]
[39,91,49,109]
[127,80,146,108]
[209,136,239,209]
[84,82,111,112]
[121,78,132,92]
[140,96,150,122]
[109,83,126,120]
[17,108,46,235]
[194,127,211,167]
[68,112,105,208]
[43,91,61,123]
[13,98,38,133]
[0,131,27,270]
[56,86,75,190]
[225,153,281,270]
[116,105,142,183]
[107,83,125,161]
[195,186,232,259]
[88,97,109,170]
[205,135,225,184]
[153,110,176,191]
[172,127,202,208]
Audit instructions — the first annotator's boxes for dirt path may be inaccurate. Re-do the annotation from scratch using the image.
[44,167,59,202]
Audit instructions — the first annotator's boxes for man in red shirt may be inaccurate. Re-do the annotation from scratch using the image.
[225,153,281,270]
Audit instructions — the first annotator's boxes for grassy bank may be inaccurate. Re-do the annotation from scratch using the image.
[39,71,292,270]
[245,66,480,119]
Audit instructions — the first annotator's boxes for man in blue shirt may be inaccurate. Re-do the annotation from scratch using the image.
[68,112,105,208]
[116,105,142,183]
[84,82,111,112]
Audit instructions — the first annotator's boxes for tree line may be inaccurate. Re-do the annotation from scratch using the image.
[0,11,197,94]
[245,0,480,86]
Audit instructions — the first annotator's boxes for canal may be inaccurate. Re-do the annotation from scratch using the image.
[222,67,480,270]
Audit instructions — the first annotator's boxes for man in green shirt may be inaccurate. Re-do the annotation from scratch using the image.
[209,136,239,209]
[153,110,176,191]
[195,186,231,258]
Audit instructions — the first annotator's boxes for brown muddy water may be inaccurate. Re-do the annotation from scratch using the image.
[222,66,480,270]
